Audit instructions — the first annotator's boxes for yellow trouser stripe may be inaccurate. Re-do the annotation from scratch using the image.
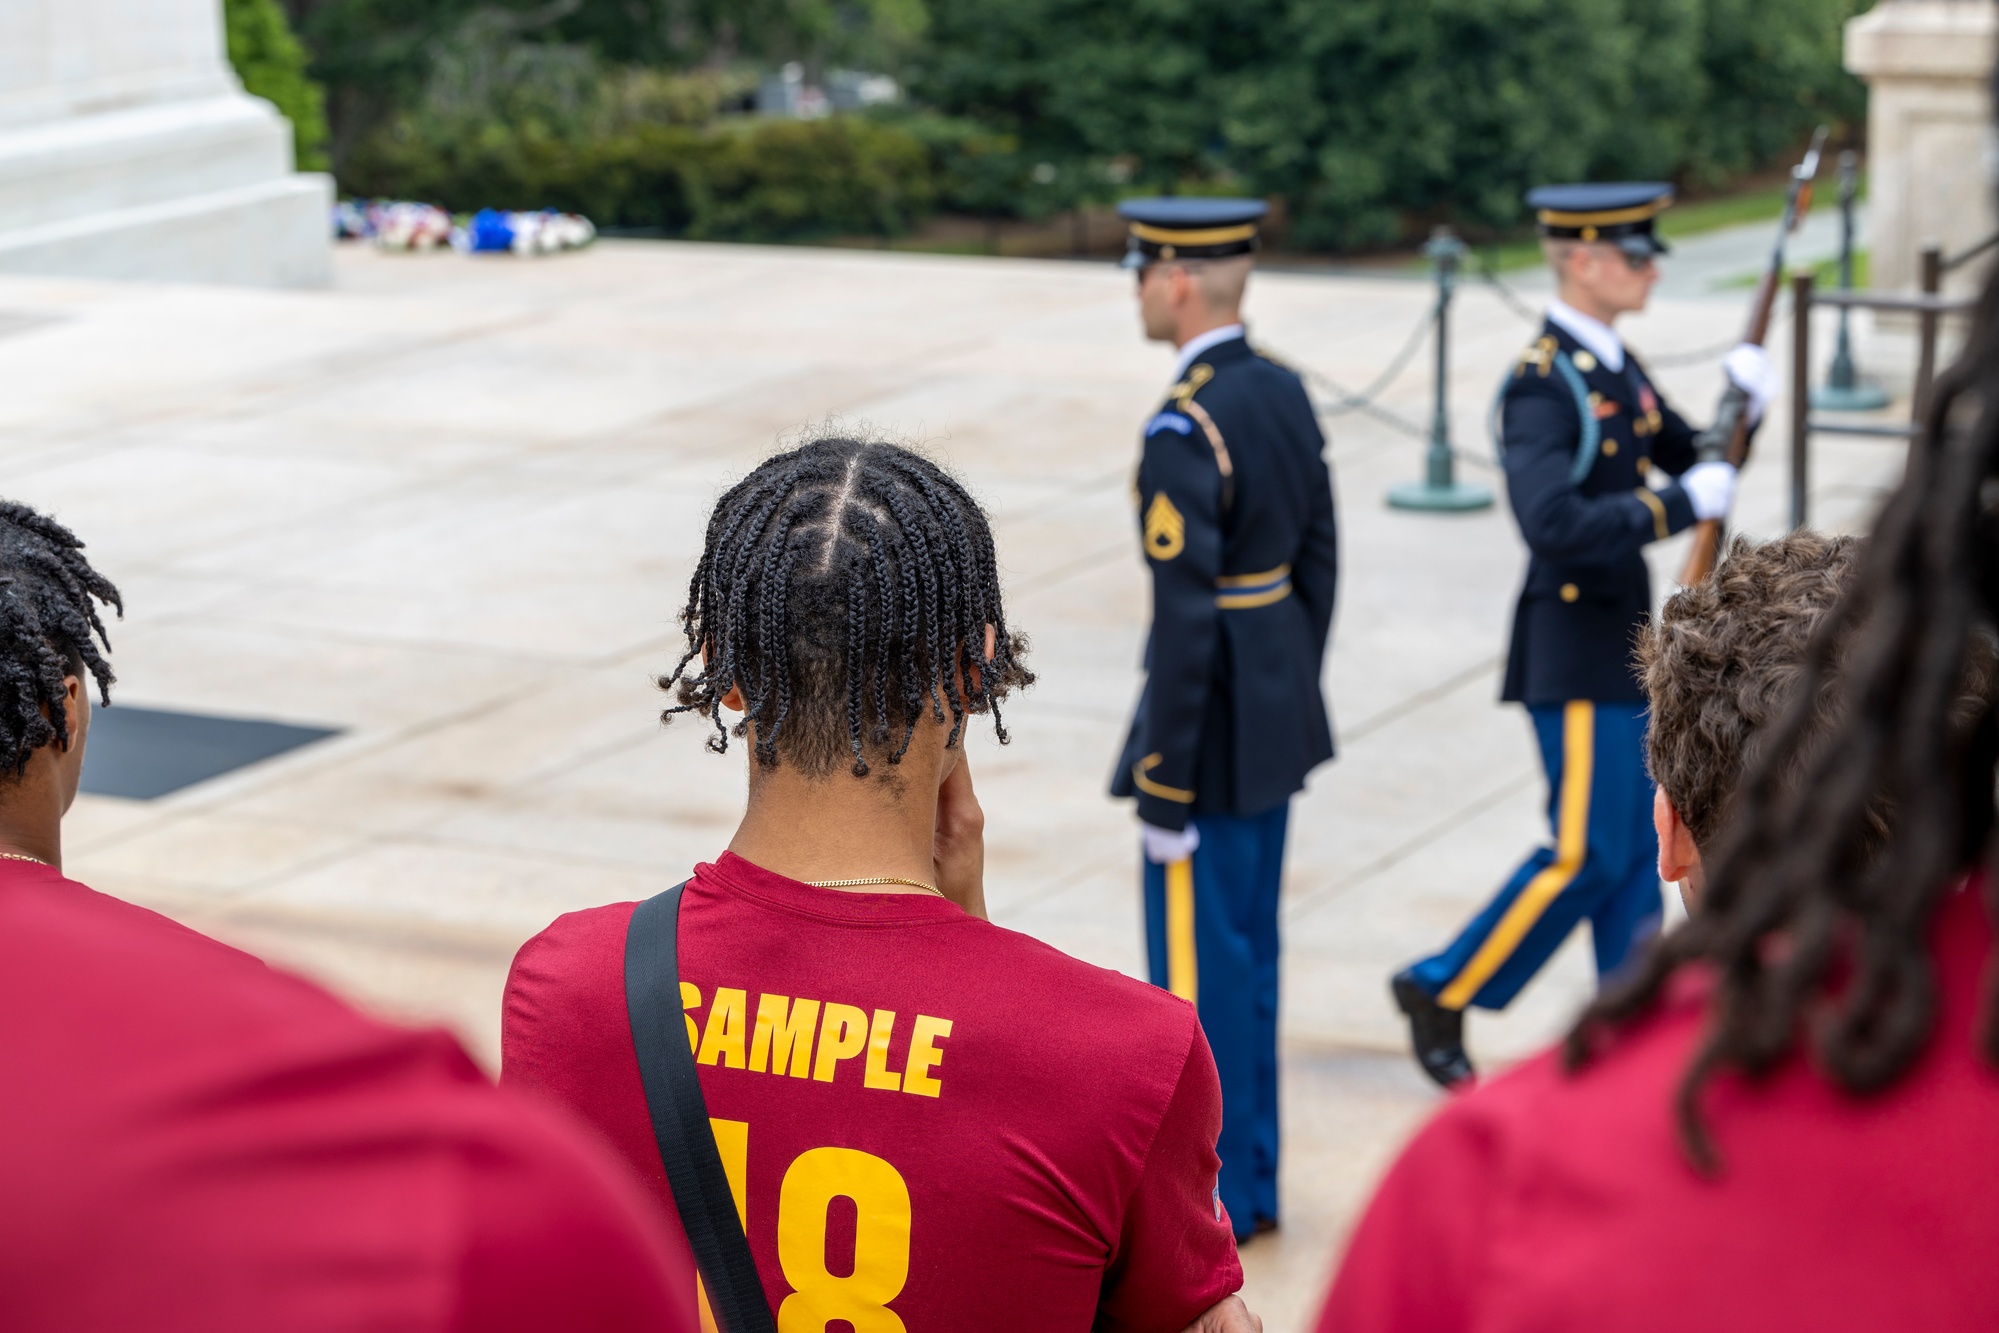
[1166,857,1198,1002]
[1438,701,1596,1010]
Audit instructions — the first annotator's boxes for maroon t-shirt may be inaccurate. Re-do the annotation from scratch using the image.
[503,851,1242,1333]
[1319,880,1999,1332]
[0,860,695,1333]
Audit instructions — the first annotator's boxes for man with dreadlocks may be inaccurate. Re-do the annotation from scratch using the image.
[0,502,697,1331]
[1111,198,1341,1241]
[502,437,1257,1333]
[1311,102,1999,1326]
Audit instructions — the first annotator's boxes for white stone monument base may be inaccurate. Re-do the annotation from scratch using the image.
[0,95,331,288]
[1846,0,1998,299]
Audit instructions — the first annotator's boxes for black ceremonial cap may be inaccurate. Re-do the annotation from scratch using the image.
[1117,197,1268,270]
[1527,182,1673,256]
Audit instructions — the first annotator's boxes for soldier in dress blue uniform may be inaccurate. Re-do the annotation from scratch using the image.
[1109,197,1340,1237]
[1390,183,1775,1088]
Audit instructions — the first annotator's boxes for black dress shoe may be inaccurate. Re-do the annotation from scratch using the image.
[1392,972,1476,1089]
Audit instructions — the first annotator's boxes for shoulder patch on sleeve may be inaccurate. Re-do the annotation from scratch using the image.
[1143,491,1186,561]
[1146,410,1195,437]
[1514,335,1558,379]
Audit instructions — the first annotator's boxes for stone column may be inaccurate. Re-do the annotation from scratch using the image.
[1846,1,1997,296]
[0,0,331,287]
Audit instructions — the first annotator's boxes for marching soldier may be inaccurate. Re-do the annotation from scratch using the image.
[1110,197,1340,1238]
[1390,183,1775,1088]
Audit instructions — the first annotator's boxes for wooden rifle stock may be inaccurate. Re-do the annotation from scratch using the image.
[1678,128,1827,586]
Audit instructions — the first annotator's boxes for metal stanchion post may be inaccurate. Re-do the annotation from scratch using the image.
[1915,241,1943,423]
[1812,150,1888,412]
[1388,226,1495,512]
[1792,271,1814,530]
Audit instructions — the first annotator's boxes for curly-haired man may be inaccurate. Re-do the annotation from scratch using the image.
[1638,530,1861,911]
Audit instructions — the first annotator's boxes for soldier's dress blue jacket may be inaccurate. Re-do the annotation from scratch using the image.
[1500,321,1699,704]
[1407,315,1708,1013]
[1111,331,1338,1235]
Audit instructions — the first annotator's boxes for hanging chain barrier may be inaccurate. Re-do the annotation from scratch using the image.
[1286,300,1438,441]
[1269,241,1781,477]
[1465,249,1786,367]
[1639,306,1790,368]
[1465,254,1544,325]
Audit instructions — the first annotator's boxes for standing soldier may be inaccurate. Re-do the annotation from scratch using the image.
[1389,183,1775,1088]
[1110,198,1340,1239]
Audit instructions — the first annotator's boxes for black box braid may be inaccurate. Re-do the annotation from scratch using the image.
[659,437,1032,779]
[0,501,121,775]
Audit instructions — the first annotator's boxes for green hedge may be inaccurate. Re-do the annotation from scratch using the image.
[321,0,1868,249]
[343,114,936,241]
[224,0,330,171]
[913,0,1869,248]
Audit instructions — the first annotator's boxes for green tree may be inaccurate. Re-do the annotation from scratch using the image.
[1682,0,1867,186]
[282,1,520,168]
[545,0,928,71]
[912,0,1867,247]
[224,0,332,171]
[1235,0,1643,246]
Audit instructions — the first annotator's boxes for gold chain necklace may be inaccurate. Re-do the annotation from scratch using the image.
[808,876,945,899]
[0,851,46,866]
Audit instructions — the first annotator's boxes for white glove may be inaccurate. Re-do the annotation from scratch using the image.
[1723,342,1776,425]
[1681,460,1738,521]
[1141,821,1201,864]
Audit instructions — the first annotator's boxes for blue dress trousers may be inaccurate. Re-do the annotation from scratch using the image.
[1113,336,1339,1234]
[1406,319,1729,1010]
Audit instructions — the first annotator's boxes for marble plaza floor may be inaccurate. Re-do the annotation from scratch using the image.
[0,238,1918,1329]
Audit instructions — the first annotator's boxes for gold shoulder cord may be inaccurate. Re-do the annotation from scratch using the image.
[1167,364,1234,506]
[1169,363,1214,407]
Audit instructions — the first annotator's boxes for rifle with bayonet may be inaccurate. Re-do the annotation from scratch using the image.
[1678,125,1829,586]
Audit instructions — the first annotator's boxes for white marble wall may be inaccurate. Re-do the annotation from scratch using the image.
[0,0,330,287]
[1847,0,1998,296]
[0,0,236,129]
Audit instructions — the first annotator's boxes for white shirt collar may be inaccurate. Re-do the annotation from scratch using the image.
[1545,299,1624,373]
[1171,323,1246,384]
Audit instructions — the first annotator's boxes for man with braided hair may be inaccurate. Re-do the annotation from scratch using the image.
[503,436,1259,1333]
[0,502,698,1331]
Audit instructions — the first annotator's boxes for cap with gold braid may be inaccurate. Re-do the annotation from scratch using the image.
[1116,197,1268,271]
[1527,181,1674,259]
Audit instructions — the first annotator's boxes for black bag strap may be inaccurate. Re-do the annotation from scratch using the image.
[624,882,777,1333]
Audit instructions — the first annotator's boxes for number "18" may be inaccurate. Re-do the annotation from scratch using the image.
[699,1119,913,1333]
